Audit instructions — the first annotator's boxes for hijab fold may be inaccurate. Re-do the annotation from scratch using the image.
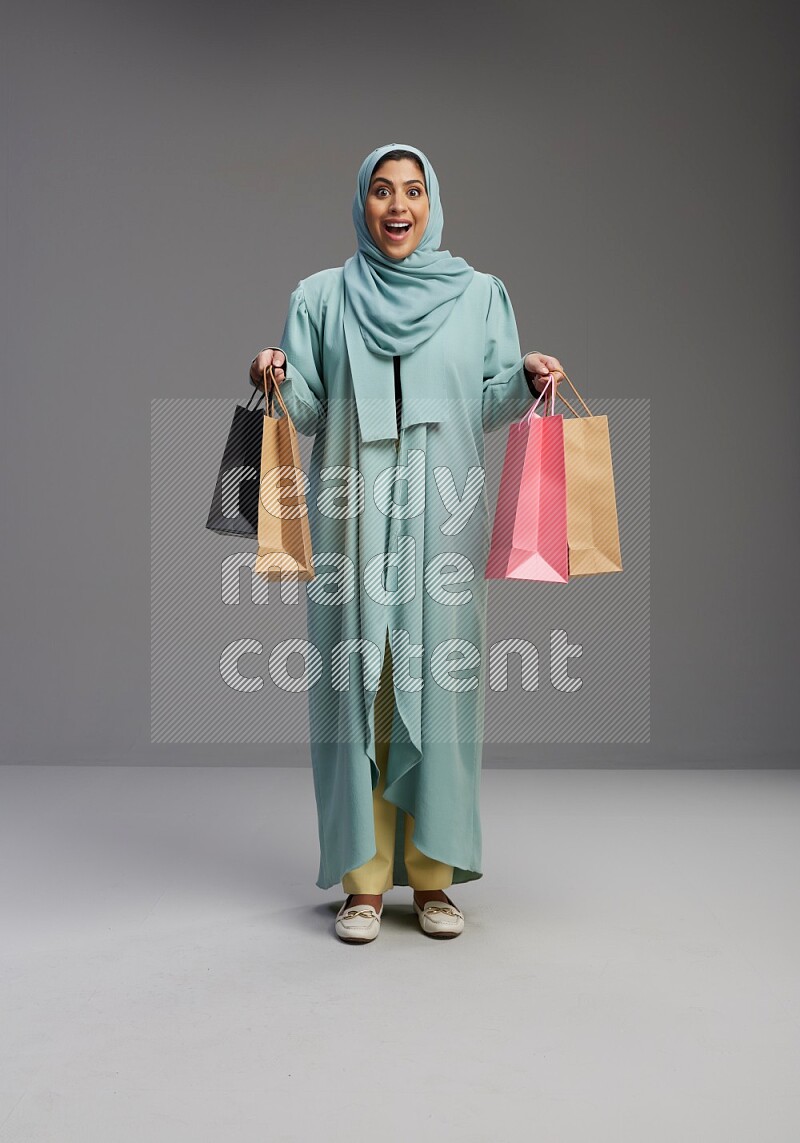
[342,143,475,358]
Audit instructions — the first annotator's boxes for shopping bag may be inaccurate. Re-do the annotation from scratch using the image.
[555,372,623,576]
[255,365,316,581]
[485,375,569,582]
[205,381,265,536]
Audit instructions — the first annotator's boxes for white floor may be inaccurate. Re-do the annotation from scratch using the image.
[0,765,798,1143]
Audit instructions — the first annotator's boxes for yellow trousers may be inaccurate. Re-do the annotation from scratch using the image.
[342,632,454,894]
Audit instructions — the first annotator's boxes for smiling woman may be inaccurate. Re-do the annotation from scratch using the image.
[247,141,563,944]
[364,151,430,258]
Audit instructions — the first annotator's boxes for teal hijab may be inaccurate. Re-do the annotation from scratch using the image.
[342,142,475,357]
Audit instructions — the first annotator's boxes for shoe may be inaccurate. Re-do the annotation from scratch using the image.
[413,892,464,939]
[334,894,383,943]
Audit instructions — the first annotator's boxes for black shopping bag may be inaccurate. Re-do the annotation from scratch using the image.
[205,381,265,536]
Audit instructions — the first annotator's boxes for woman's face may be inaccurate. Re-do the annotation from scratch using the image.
[364,157,430,260]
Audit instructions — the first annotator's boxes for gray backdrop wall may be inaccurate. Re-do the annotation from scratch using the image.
[3,0,798,767]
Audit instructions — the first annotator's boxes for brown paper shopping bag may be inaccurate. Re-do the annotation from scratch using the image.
[255,365,316,581]
[552,371,623,577]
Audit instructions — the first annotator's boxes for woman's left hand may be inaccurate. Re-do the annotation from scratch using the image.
[524,352,565,393]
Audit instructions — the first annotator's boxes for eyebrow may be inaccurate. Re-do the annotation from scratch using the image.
[370,176,425,187]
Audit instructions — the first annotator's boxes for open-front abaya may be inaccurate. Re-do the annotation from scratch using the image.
[264,142,541,888]
[270,265,540,888]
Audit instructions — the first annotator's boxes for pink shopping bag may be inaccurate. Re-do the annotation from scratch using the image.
[485,375,569,582]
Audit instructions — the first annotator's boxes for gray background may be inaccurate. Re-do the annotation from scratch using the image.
[2,0,797,767]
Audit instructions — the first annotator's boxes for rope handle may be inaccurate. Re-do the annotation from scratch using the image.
[247,349,287,413]
[552,368,593,417]
[261,362,291,420]
[524,367,593,424]
[526,372,557,421]
[245,381,265,411]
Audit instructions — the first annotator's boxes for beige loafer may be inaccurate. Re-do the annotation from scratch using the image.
[335,895,383,943]
[413,892,465,939]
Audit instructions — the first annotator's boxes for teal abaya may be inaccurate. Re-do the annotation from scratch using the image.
[264,144,542,888]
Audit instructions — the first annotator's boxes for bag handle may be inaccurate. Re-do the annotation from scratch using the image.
[260,362,291,420]
[551,370,593,417]
[246,382,265,411]
[524,371,573,422]
[525,372,557,422]
[523,368,593,423]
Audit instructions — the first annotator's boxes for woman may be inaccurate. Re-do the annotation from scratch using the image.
[250,142,563,943]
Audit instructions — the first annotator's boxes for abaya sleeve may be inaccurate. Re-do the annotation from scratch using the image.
[269,282,328,437]
[481,274,538,434]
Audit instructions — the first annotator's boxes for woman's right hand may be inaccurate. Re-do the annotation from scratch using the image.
[249,348,287,391]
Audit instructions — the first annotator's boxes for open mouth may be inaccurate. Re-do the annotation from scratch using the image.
[383,221,412,242]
